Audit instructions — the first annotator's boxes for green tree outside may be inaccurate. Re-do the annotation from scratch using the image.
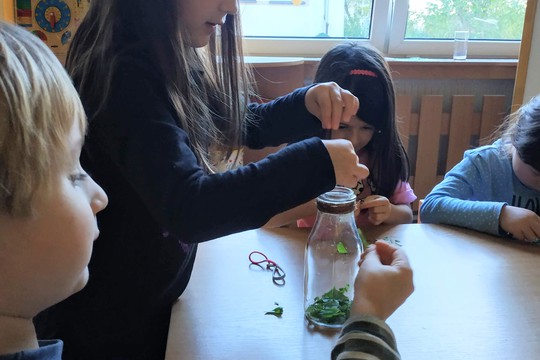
[344,0,372,38]
[405,0,526,40]
[343,0,526,40]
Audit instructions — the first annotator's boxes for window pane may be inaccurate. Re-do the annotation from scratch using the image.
[405,0,526,40]
[239,0,374,39]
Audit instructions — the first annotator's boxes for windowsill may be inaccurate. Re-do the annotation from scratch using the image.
[246,56,518,80]
[244,56,305,67]
[246,55,517,65]
[385,57,517,64]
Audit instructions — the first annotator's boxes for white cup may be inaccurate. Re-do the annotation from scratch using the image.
[453,31,469,60]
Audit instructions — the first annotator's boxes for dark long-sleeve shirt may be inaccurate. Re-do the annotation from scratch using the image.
[35,51,336,359]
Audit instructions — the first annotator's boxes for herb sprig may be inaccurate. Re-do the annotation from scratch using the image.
[265,302,284,317]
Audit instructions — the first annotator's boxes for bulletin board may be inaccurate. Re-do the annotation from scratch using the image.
[14,0,90,60]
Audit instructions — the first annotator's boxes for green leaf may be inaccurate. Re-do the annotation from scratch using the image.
[265,306,283,317]
[358,228,370,250]
[305,284,351,325]
[336,241,348,254]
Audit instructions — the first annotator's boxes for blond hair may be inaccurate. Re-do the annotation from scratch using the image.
[0,22,87,217]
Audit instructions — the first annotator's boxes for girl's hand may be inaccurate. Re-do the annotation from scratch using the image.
[499,205,540,242]
[351,241,414,320]
[321,139,369,188]
[305,82,359,130]
[359,195,391,225]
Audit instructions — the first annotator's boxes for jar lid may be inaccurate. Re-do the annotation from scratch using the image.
[316,186,356,214]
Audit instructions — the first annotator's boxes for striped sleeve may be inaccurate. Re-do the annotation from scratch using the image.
[331,315,400,360]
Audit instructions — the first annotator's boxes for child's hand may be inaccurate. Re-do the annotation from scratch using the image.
[359,195,391,225]
[499,205,540,242]
[322,139,369,188]
[351,241,414,320]
[305,82,359,130]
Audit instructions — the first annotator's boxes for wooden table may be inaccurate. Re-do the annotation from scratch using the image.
[165,224,540,360]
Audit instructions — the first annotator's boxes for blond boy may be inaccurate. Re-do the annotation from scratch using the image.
[0,22,107,359]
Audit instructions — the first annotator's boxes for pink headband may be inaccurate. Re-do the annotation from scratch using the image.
[349,69,377,77]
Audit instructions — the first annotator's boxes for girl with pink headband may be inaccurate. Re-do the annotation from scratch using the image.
[267,42,416,228]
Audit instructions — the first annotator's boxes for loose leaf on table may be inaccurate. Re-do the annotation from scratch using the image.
[265,305,284,317]
[379,236,403,247]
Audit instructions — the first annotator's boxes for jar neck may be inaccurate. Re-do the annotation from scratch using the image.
[316,200,355,214]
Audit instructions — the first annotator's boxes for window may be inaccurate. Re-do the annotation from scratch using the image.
[240,0,527,58]
[389,0,525,58]
[240,0,372,38]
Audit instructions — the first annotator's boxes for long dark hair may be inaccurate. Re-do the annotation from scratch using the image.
[65,0,253,171]
[314,42,410,198]
[499,95,540,171]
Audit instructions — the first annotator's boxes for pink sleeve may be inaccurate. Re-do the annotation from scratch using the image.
[297,214,316,228]
[389,181,417,204]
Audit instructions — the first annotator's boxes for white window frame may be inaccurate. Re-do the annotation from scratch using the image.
[242,0,391,57]
[242,0,521,59]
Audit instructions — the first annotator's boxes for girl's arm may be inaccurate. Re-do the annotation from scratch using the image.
[358,197,412,226]
[359,182,416,226]
[499,205,540,242]
[419,153,506,235]
[332,241,413,360]
[385,181,416,225]
[263,200,317,228]
[90,56,337,244]
[386,203,413,225]
[246,86,324,149]
[246,82,359,148]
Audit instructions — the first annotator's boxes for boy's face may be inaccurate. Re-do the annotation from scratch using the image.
[332,115,375,153]
[0,120,108,318]
[512,147,540,192]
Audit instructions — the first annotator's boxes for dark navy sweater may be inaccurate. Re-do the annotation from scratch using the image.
[35,52,335,359]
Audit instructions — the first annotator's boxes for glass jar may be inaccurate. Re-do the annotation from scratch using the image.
[303,186,363,329]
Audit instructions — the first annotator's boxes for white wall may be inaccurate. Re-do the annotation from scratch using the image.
[524,0,540,102]
[523,5,540,103]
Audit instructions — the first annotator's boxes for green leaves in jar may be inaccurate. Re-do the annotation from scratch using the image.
[306,285,351,325]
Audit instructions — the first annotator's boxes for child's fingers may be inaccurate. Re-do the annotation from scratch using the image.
[308,83,361,129]
[341,90,359,123]
[368,214,384,226]
[316,93,333,129]
[320,83,347,130]
[369,205,388,214]
[360,244,377,259]
[355,163,370,182]
[374,241,397,265]
[522,227,540,242]
[359,245,383,269]
[375,240,410,268]
[359,195,389,209]
[329,89,345,130]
